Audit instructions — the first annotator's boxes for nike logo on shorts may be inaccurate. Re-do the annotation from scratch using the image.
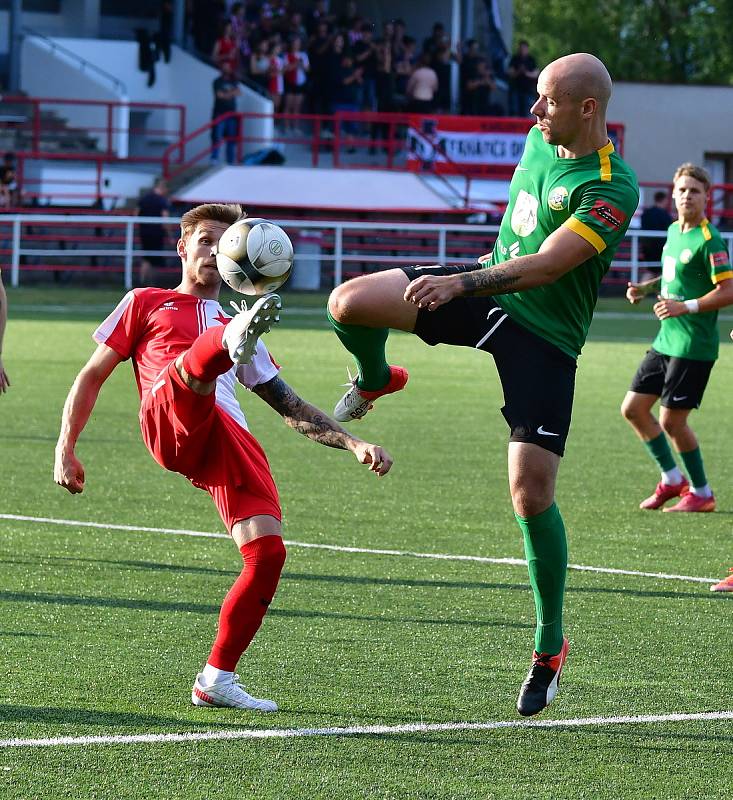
[537,426,560,437]
[672,395,688,402]
[516,165,529,171]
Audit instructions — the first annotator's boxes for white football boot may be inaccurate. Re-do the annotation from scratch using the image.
[333,365,409,422]
[222,294,282,365]
[191,673,278,711]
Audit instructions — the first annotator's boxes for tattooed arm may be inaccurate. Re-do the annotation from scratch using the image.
[404,225,597,311]
[252,375,393,476]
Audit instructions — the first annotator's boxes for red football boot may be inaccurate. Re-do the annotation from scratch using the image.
[639,478,689,510]
[710,569,733,593]
[663,491,716,513]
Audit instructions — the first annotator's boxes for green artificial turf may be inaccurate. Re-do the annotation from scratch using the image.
[0,288,730,799]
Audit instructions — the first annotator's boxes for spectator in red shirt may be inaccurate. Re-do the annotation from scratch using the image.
[283,36,310,132]
[212,20,240,76]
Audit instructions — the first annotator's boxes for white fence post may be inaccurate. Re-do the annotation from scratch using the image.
[11,217,21,288]
[124,219,134,290]
[438,228,447,265]
[334,225,343,286]
[630,233,639,284]
[116,98,130,159]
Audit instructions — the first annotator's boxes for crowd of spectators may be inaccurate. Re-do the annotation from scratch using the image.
[0,152,18,208]
[192,0,531,122]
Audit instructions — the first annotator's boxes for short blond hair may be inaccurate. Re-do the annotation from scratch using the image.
[673,163,711,193]
[180,203,244,240]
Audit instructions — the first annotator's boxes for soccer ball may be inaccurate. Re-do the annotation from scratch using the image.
[215,217,294,295]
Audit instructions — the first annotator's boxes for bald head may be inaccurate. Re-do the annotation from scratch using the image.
[531,52,612,153]
[541,53,612,112]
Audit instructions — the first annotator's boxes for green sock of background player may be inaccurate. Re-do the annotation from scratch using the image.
[643,432,681,481]
[679,446,709,492]
[327,310,391,391]
[515,503,567,655]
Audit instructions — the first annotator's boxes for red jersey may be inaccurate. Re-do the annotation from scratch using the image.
[94,288,278,431]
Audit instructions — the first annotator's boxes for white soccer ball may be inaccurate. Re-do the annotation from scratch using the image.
[215,217,294,295]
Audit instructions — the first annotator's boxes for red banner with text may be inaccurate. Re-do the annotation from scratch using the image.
[406,116,625,176]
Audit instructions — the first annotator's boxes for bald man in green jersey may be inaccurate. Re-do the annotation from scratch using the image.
[327,53,639,716]
[622,164,733,513]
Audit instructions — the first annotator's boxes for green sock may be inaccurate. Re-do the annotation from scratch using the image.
[643,432,677,473]
[680,446,707,489]
[515,503,567,655]
[327,309,391,391]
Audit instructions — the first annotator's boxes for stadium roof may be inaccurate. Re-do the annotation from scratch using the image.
[173,166,507,214]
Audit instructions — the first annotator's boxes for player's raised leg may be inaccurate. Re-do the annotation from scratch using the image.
[509,443,570,717]
[193,516,286,711]
[327,269,416,420]
[176,294,283,397]
[223,294,282,365]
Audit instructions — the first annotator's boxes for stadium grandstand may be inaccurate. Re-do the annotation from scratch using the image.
[1,0,732,291]
[3,4,733,795]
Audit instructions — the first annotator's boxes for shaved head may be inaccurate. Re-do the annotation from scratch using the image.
[541,53,612,111]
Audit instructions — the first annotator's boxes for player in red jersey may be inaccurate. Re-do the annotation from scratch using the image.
[54,203,393,711]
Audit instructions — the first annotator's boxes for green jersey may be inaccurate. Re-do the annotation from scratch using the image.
[653,218,732,361]
[485,125,639,359]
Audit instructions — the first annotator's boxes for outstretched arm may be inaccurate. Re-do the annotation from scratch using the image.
[54,343,124,493]
[626,274,662,304]
[252,375,393,476]
[404,226,597,310]
[0,273,9,393]
[654,276,733,319]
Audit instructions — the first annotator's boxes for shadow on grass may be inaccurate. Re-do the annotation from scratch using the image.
[0,590,531,629]
[4,555,531,591]
[3,554,723,603]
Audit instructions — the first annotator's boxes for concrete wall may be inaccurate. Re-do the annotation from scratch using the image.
[20,38,273,162]
[21,37,124,153]
[609,82,733,184]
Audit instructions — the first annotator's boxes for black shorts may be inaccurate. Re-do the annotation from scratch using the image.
[629,348,715,409]
[401,265,577,456]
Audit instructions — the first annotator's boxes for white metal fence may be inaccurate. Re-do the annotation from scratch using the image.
[2,214,733,290]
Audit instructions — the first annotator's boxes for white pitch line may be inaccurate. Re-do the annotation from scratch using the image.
[0,513,718,585]
[12,304,733,322]
[1,711,732,749]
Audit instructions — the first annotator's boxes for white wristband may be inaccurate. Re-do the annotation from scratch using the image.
[684,299,700,314]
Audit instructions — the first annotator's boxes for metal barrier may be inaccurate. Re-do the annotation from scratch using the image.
[0,95,186,159]
[1,214,732,291]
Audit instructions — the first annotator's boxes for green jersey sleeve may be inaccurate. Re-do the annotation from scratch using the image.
[704,230,732,284]
[563,180,637,255]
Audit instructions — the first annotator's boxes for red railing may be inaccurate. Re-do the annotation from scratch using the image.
[162,111,625,182]
[0,95,186,161]
[4,151,142,207]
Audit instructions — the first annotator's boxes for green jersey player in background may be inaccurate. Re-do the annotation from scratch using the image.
[622,164,733,513]
[326,53,639,716]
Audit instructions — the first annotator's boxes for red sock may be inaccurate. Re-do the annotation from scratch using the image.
[182,325,233,383]
[207,535,287,671]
